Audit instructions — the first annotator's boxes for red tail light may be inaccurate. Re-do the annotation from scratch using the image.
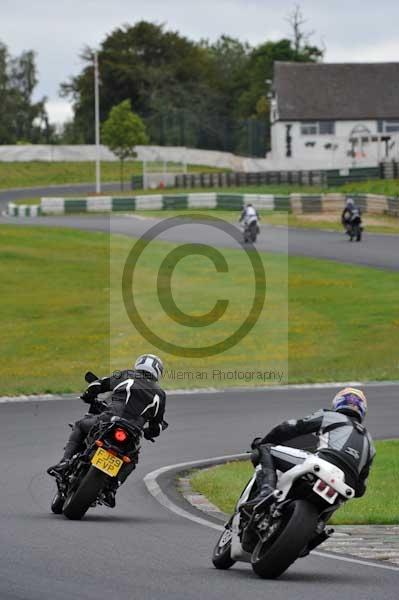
[114,428,128,443]
[326,486,337,498]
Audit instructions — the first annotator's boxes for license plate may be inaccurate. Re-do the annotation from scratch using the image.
[91,448,123,477]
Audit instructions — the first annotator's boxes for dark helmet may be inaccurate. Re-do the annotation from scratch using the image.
[134,354,164,381]
[332,387,368,422]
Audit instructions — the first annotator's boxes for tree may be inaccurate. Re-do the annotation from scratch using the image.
[0,40,50,144]
[102,99,149,189]
[286,5,323,61]
[60,20,324,155]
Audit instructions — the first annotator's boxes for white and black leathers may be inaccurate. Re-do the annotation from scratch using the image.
[259,408,375,497]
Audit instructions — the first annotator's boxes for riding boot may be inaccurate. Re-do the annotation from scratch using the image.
[242,445,277,511]
[47,431,84,477]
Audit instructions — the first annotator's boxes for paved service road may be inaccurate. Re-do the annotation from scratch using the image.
[0,385,398,600]
[1,212,398,271]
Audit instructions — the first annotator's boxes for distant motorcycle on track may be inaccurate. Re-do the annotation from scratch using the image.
[242,218,260,243]
[342,204,363,242]
[212,445,355,579]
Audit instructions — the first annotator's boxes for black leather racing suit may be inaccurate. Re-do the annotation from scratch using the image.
[255,409,375,498]
[341,205,361,229]
[61,369,167,483]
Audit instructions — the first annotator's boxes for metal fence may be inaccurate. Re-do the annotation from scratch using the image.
[145,110,270,158]
[174,170,326,188]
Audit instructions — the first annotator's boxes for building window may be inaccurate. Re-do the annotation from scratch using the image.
[301,121,335,135]
[319,121,335,135]
[377,119,399,133]
[301,122,318,135]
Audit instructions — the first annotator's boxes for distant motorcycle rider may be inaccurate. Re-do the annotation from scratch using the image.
[244,388,375,513]
[47,353,167,507]
[239,203,259,227]
[341,198,361,232]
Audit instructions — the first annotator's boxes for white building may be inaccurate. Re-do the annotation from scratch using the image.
[267,62,399,171]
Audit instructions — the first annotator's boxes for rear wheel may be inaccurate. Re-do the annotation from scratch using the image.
[63,466,108,520]
[251,500,319,579]
[212,527,235,569]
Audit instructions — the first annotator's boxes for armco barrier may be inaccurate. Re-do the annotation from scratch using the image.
[6,192,399,217]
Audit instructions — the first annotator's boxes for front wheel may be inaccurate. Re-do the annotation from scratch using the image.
[63,466,108,520]
[212,527,235,570]
[51,491,65,515]
[251,500,319,579]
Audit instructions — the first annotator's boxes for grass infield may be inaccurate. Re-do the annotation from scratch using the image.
[0,161,223,191]
[190,439,399,525]
[1,226,399,394]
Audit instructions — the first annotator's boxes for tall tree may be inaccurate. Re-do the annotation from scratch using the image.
[102,99,148,189]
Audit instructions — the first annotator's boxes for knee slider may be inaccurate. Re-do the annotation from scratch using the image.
[250,448,261,467]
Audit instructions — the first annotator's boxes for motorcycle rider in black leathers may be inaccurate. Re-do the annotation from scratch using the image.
[244,387,375,515]
[47,353,167,507]
[341,198,361,233]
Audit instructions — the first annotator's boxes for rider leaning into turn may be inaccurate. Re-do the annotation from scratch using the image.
[244,388,375,513]
[47,353,167,507]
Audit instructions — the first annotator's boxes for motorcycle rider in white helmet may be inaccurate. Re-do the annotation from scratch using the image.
[47,353,167,507]
[239,202,259,227]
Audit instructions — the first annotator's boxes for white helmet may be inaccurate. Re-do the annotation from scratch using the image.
[134,354,164,380]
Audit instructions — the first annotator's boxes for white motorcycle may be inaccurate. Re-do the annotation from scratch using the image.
[212,445,355,579]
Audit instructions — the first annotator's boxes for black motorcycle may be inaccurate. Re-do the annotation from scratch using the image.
[243,219,260,243]
[50,372,163,520]
[343,210,363,242]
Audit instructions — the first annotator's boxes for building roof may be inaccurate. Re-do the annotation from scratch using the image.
[274,62,399,121]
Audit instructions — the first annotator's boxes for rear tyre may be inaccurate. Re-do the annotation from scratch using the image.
[63,466,108,520]
[51,491,65,515]
[212,527,236,570]
[251,500,319,579]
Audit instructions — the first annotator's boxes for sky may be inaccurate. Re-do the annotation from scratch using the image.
[3,0,399,125]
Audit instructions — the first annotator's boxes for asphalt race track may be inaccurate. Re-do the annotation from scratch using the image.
[0,183,122,211]
[0,385,398,600]
[1,212,399,271]
[1,188,399,598]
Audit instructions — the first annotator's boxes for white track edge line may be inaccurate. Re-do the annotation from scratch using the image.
[143,455,399,574]
[2,380,399,404]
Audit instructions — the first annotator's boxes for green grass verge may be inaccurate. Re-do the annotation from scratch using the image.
[190,440,399,525]
[1,225,399,394]
[0,161,224,190]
